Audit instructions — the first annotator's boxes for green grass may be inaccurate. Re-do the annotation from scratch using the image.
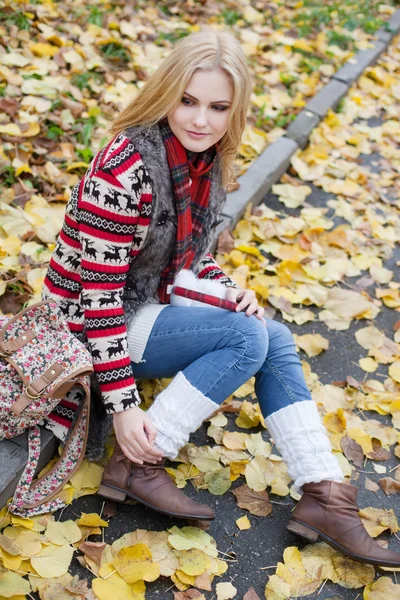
[299,55,325,74]
[71,72,104,92]
[76,147,94,163]
[155,29,190,45]
[46,123,64,141]
[221,9,242,26]
[291,0,391,48]
[87,6,109,27]
[2,166,18,186]
[99,42,131,64]
[0,10,31,30]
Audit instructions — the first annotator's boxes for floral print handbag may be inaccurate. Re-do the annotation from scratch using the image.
[0,299,93,516]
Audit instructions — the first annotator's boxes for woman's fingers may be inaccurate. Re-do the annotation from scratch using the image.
[144,418,158,447]
[256,306,265,320]
[120,442,144,465]
[235,290,255,312]
[245,298,259,316]
[129,429,164,463]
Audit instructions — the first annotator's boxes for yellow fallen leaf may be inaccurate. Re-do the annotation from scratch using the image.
[113,544,160,584]
[359,357,378,373]
[21,122,40,138]
[69,460,103,491]
[92,575,145,600]
[355,326,385,350]
[76,513,108,528]
[30,544,74,578]
[204,467,231,495]
[216,581,237,600]
[177,548,211,576]
[1,52,30,67]
[272,183,312,209]
[187,445,221,473]
[364,576,400,599]
[111,530,178,578]
[30,43,60,57]
[245,456,276,492]
[264,573,291,600]
[235,400,265,429]
[332,553,375,588]
[324,288,376,320]
[15,164,33,177]
[174,569,196,585]
[0,124,22,136]
[347,428,373,455]
[222,431,247,450]
[369,265,393,285]
[244,432,271,458]
[0,573,31,598]
[0,548,22,571]
[359,507,399,537]
[236,516,251,530]
[333,451,352,477]
[45,520,82,546]
[3,530,42,559]
[234,220,254,243]
[294,333,329,357]
[389,361,400,383]
[167,526,218,558]
[165,463,200,489]
[0,235,21,257]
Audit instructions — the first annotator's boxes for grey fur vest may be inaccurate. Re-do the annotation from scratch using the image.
[121,124,227,329]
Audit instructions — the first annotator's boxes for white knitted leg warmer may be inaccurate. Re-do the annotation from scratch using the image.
[146,371,219,459]
[265,400,344,493]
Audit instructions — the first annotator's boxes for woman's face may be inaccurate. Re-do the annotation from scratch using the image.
[167,67,234,152]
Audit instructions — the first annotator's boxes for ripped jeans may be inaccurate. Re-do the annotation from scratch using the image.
[130,306,312,417]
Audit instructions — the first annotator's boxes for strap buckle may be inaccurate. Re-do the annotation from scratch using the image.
[23,386,43,400]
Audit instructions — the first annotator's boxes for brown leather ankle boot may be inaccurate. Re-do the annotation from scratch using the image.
[97,442,214,520]
[287,480,400,568]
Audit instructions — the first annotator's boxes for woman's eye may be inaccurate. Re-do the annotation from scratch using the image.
[182,97,192,105]
[213,106,228,112]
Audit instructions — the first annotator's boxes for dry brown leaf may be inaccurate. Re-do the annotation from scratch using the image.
[78,541,106,565]
[243,588,261,600]
[340,435,363,468]
[232,484,272,517]
[173,590,205,600]
[364,478,379,493]
[378,477,400,495]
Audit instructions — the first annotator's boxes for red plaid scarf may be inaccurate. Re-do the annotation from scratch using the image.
[158,118,216,303]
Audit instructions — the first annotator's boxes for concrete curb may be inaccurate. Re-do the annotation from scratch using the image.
[1,11,399,510]
[0,428,58,509]
[213,9,400,240]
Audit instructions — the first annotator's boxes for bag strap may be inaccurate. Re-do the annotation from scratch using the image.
[9,380,90,516]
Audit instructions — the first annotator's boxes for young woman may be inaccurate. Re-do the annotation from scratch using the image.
[42,30,400,569]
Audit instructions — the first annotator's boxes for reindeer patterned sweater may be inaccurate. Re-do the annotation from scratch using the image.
[42,131,237,414]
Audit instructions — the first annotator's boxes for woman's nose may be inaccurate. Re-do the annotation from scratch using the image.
[192,108,208,128]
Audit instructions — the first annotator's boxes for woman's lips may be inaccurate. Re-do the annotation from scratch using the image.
[186,130,209,138]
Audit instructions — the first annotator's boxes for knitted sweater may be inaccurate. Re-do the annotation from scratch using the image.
[43,128,238,414]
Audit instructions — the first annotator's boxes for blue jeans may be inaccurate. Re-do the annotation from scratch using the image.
[131,307,312,418]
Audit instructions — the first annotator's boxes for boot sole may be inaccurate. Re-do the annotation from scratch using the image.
[287,518,400,569]
[97,483,215,521]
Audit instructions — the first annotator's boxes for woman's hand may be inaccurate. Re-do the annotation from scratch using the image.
[113,406,164,465]
[226,287,265,323]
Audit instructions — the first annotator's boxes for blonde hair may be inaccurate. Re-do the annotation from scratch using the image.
[108,30,252,186]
